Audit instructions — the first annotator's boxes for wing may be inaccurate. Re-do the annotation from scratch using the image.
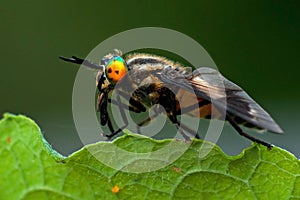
[160,66,283,133]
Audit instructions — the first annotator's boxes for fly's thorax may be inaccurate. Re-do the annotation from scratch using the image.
[121,73,163,106]
[132,83,163,108]
[125,52,187,71]
[103,51,195,109]
[125,53,174,68]
[120,53,193,109]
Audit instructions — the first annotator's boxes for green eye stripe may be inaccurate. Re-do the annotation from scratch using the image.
[106,56,125,68]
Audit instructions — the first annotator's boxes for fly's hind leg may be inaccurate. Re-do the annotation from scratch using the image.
[226,115,273,150]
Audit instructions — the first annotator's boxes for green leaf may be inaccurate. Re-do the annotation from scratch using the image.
[0,114,299,199]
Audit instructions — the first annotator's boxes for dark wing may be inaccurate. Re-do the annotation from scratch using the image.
[160,67,283,133]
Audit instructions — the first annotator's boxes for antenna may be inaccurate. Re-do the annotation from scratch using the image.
[59,56,102,70]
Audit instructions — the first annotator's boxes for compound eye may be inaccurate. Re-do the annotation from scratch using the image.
[105,56,127,83]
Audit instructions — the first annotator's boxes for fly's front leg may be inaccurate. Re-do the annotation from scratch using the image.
[99,93,128,139]
[101,90,147,139]
[97,86,113,126]
[97,85,117,139]
[107,94,130,138]
[97,77,132,139]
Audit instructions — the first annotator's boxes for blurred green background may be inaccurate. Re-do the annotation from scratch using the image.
[1,0,299,156]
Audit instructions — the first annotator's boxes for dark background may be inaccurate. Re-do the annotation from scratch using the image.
[1,1,299,157]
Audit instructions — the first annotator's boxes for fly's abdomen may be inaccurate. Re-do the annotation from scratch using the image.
[175,88,218,118]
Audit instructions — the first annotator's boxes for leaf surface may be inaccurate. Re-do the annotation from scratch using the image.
[0,114,299,199]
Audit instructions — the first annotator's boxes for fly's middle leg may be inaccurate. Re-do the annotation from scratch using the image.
[159,87,200,141]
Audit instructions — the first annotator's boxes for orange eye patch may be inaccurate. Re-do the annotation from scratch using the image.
[105,57,127,84]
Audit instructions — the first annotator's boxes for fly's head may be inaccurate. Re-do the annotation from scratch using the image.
[100,49,128,85]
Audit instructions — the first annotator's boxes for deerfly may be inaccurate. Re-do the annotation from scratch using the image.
[59,49,283,149]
